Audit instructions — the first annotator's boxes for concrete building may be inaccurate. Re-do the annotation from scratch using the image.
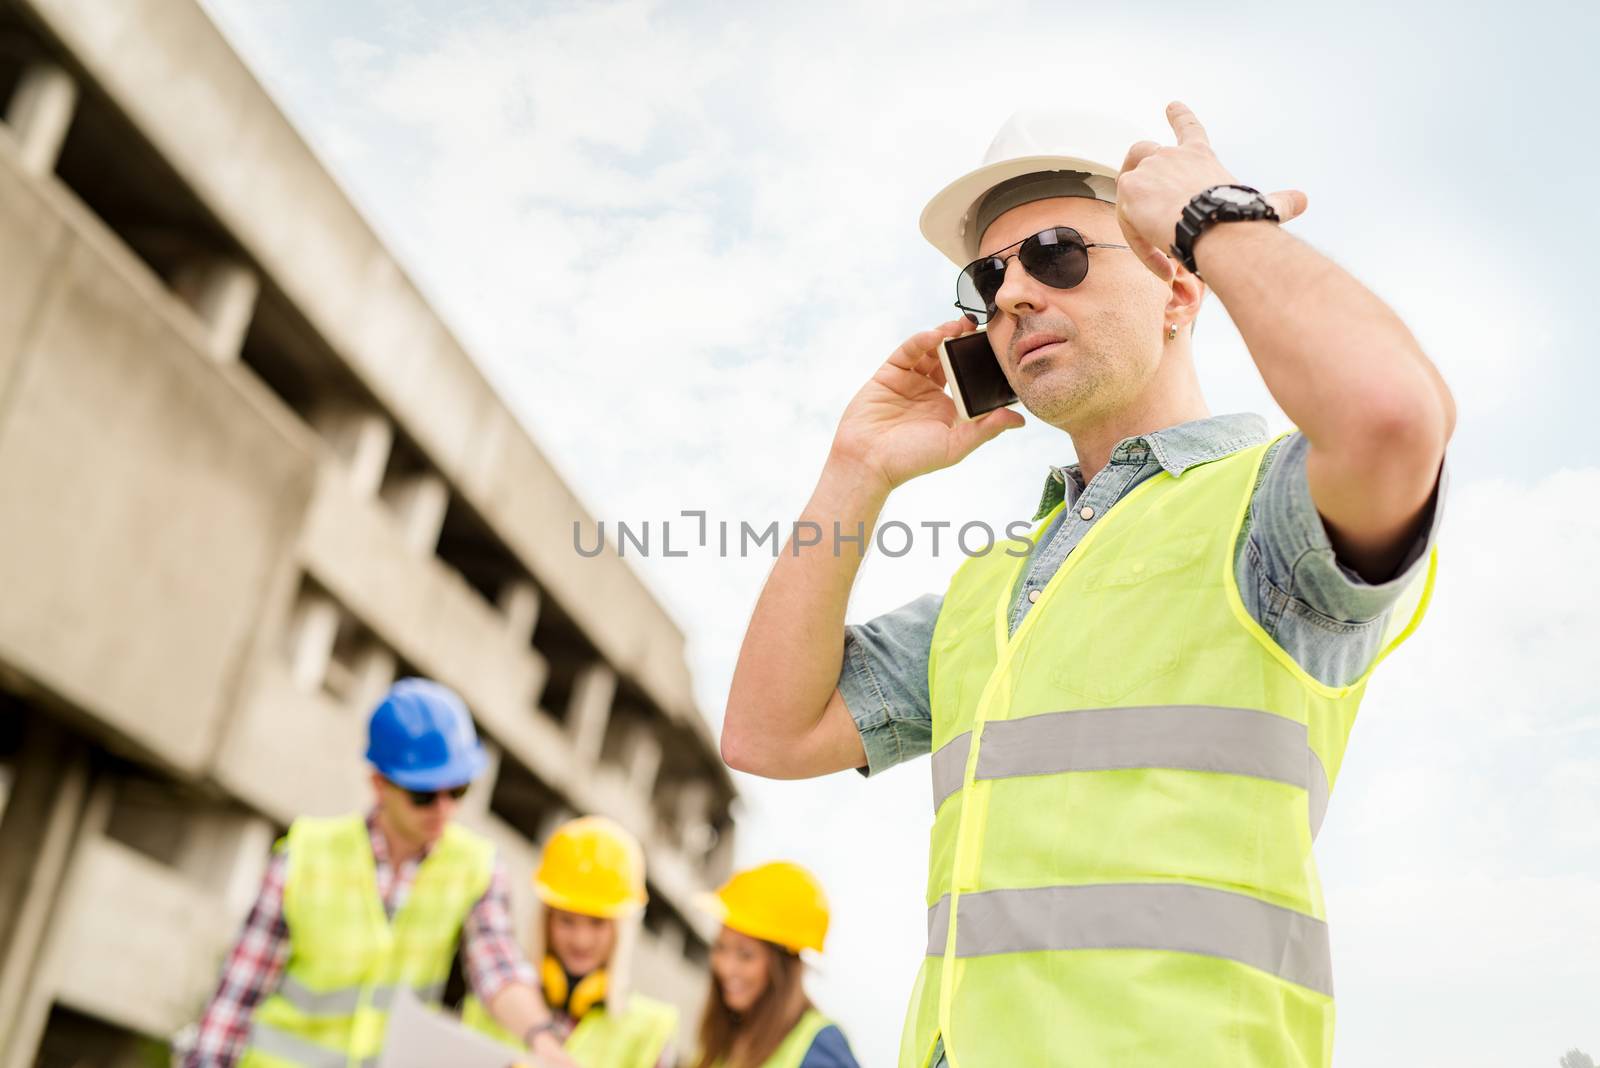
[0,0,737,1063]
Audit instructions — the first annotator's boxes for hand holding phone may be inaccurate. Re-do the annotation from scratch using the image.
[938,326,1019,421]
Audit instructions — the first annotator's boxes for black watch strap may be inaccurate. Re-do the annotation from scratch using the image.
[1170,184,1279,277]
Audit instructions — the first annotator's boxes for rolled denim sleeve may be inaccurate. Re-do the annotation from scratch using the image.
[1240,431,1447,687]
[838,593,941,776]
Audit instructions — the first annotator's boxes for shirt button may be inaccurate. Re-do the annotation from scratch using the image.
[1079,505,1096,521]
[1027,588,1041,604]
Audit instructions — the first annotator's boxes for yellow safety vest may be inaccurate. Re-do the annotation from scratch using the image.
[462,991,678,1068]
[899,440,1435,1068]
[241,814,494,1068]
[707,1008,832,1068]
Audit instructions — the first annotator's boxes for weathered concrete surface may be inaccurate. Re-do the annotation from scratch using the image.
[0,0,734,1052]
[0,144,316,776]
[15,0,706,739]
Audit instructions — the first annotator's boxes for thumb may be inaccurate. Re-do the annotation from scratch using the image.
[950,406,1025,459]
[1266,189,1308,223]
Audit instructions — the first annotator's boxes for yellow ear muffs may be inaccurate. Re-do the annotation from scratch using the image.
[569,968,608,1018]
[541,955,569,1010]
[542,954,609,1018]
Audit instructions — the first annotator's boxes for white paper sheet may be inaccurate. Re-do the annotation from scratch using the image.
[378,989,560,1068]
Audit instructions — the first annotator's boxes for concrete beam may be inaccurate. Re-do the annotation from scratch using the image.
[311,405,394,500]
[171,256,259,362]
[566,662,617,765]
[2,61,77,177]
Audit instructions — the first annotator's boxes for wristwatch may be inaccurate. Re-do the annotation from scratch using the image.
[1170,184,1279,277]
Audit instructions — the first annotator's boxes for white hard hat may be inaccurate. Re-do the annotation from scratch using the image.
[919,109,1153,266]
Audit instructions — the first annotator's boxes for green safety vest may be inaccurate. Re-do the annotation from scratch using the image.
[240,814,494,1068]
[899,440,1435,1068]
[462,990,679,1068]
[706,1008,832,1068]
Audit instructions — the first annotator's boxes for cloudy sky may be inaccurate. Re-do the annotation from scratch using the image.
[197,1,1597,1063]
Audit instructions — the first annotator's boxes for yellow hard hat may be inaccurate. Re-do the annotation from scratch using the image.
[698,861,829,955]
[534,816,647,919]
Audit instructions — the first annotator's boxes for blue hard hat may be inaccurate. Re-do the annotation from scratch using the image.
[365,678,488,790]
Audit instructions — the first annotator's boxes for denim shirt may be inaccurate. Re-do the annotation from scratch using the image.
[840,413,1445,777]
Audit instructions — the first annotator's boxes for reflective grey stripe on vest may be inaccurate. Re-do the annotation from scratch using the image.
[934,706,1333,838]
[278,976,446,1015]
[926,894,953,955]
[924,882,1332,996]
[246,1019,378,1068]
[931,732,972,812]
[1307,746,1329,839]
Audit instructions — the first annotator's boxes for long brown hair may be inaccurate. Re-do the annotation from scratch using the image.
[694,941,810,1068]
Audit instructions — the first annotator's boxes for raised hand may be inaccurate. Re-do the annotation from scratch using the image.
[829,319,1025,493]
[1115,102,1308,280]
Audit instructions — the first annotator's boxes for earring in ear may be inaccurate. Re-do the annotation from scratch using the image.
[1167,323,1179,341]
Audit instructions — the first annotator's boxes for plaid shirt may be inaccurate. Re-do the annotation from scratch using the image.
[183,811,534,1068]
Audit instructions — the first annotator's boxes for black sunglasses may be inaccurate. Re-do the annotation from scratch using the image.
[956,226,1132,325]
[394,782,470,807]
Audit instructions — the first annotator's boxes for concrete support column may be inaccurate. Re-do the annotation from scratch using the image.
[287,587,340,693]
[673,780,715,856]
[652,916,688,960]
[172,256,260,362]
[618,726,663,798]
[349,643,397,715]
[708,823,736,885]
[312,406,394,499]
[498,579,541,645]
[0,721,84,1026]
[458,740,501,823]
[173,809,277,925]
[673,780,712,830]
[2,61,77,177]
[1,774,114,1068]
[382,471,449,556]
[567,663,617,764]
[535,805,575,845]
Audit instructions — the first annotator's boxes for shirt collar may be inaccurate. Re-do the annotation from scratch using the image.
[366,808,433,867]
[1033,413,1269,520]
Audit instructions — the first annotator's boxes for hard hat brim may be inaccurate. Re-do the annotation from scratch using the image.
[377,743,488,792]
[919,153,1120,267]
[695,890,825,955]
[536,881,647,920]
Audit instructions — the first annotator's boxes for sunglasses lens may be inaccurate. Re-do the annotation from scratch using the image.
[1020,228,1089,289]
[402,784,468,806]
[957,257,1006,324]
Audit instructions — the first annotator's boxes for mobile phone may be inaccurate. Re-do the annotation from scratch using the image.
[938,326,1018,421]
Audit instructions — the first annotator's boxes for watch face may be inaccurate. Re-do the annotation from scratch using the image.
[1211,186,1259,207]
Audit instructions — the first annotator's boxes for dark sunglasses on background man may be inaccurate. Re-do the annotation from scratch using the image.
[391,782,470,807]
[956,225,1132,325]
